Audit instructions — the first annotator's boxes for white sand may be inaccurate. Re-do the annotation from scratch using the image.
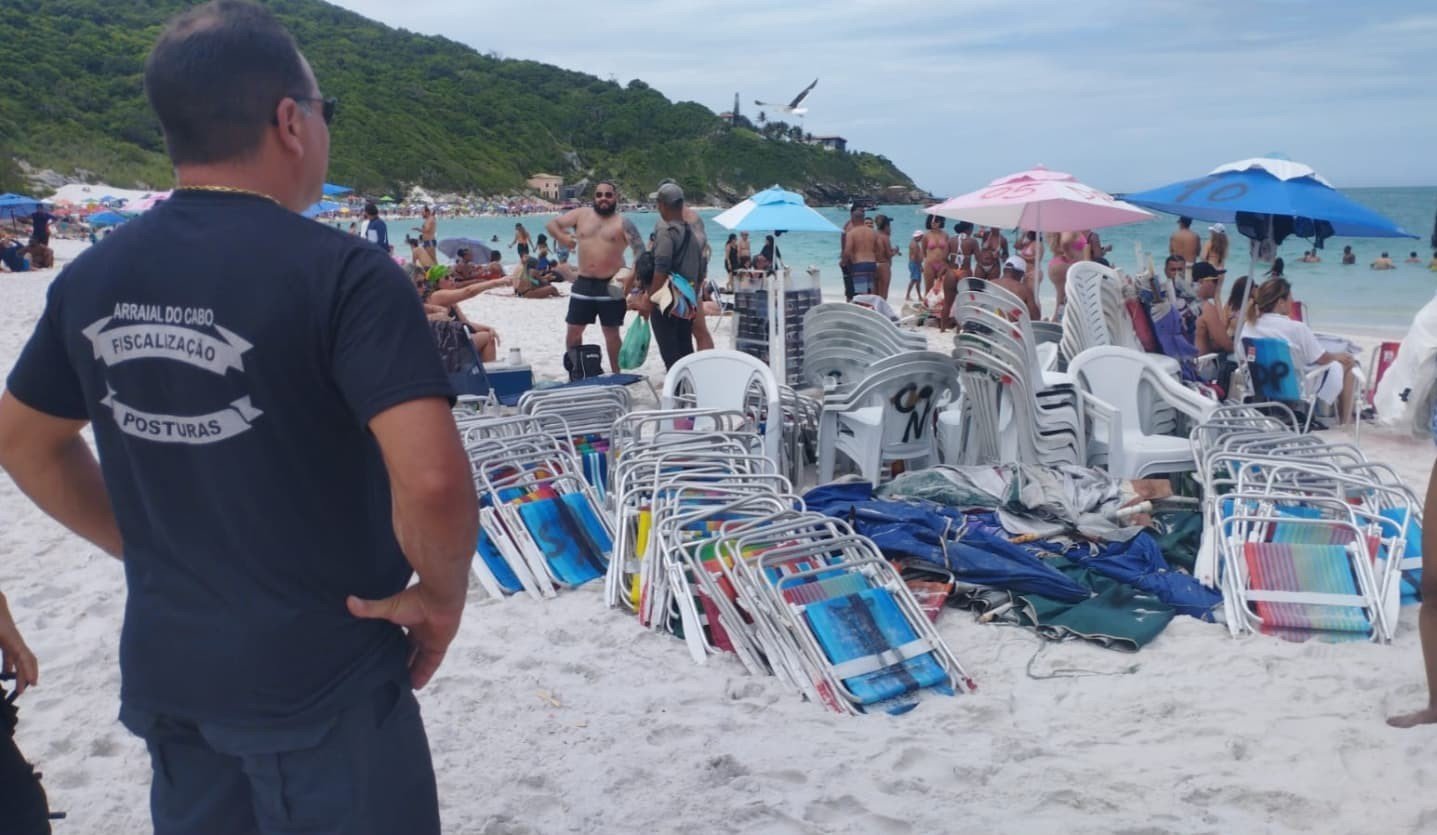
[4,242,1437,833]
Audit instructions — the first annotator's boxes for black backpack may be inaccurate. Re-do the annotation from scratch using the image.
[633,222,693,289]
[563,345,604,381]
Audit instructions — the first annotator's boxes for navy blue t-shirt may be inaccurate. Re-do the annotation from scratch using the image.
[364,216,389,252]
[6,190,454,728]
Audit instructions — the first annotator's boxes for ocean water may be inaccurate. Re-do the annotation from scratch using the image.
[377,186,1437,336]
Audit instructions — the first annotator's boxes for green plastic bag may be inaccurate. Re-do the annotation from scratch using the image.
[619,316,651,370]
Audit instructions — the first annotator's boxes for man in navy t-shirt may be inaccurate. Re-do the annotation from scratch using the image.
[0,3,476,832]
[363,200,389,252]
[25,208,57,246]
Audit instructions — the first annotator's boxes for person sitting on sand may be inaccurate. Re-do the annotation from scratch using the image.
[22,241,54,270]
[1406,251,1423,264]
[407,236,437,271]
[477,250,505,280]
[0,237,30,272]
[1371,251,1396,270]
[1341,245,1356,265]
[994,256,1040,321]
[510,256,561,299]
[1243,277,1360,424]
[1192,263,1234,355]
[415,274,507,361]
[449,247,483,283]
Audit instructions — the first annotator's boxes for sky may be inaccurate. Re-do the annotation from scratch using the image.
[329,0,1437,196]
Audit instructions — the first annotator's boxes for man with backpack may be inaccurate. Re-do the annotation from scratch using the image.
[634,180,708,369]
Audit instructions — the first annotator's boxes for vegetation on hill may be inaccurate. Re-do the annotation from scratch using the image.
[0,0,921,203]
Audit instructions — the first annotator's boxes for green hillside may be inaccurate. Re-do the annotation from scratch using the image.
[0,0,921,203]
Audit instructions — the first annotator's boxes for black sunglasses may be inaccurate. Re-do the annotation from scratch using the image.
[273,95,337,126]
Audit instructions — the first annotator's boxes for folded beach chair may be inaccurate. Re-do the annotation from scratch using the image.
[1191,407,1420,638]
[607,407,975,714]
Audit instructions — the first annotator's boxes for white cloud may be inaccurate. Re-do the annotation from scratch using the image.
[327,0,1437,192]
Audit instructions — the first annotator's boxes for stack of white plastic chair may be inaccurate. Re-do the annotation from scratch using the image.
[1060,262,1181,375]
[945,279,1086,468]
[1068,346,1217,478]
[816,351,961,486]
[607,407,975,714]
[802,303,927,392]
[1190,405,1421,641]
[461,414,615,601]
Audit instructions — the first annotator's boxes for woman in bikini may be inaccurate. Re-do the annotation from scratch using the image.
[921,214,949,296]
[874,214,897,300]
[1017,230,1043,315]
[1046,232,1087,321]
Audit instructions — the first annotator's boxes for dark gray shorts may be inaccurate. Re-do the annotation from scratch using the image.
[120,680,438,835]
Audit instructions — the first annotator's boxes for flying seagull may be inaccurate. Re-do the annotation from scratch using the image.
[755,79,818,116]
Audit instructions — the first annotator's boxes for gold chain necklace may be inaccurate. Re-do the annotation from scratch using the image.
[175,185,280,205]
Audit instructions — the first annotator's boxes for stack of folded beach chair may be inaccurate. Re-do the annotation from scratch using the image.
[1191,404,1422,642]
[605,408,975,715]
[456,403,623,600]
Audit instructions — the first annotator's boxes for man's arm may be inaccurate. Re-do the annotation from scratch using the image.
[546,210,580,250]
[347,397,477,689]
[0,392,123,559]
[622,217,645,261]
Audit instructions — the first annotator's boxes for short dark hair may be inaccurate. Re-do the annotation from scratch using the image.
[144,0,310,166]
[488,251,501,262]
[364,202,378,217]
[1178,216,1192,227]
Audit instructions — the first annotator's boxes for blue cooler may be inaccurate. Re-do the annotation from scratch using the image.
[485,363,534,402]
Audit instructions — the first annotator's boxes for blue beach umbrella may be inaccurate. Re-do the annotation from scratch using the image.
[1124,157,1415,241]
[87,211,128,227]
[712,185,842,234]
[0,193,40,219]
[303,200,343,217]
[322,183,352,197]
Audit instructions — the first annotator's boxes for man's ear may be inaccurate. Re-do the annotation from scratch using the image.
[273,98,306,156]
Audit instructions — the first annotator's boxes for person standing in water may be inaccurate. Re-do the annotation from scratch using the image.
[1169,216,1200,266]
[509,222,532,259]
[873,213,896,300]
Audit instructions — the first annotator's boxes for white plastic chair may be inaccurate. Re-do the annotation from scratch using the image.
[662,350,783,472]
[1067,346,1217,478]
[817,352,960,485]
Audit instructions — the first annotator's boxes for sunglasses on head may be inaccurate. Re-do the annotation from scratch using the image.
[273,95,338,126]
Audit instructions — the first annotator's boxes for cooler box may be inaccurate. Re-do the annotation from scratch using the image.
[484,363,533,401]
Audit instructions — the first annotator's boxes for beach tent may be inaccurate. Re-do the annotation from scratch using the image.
[1123,157,1415,243]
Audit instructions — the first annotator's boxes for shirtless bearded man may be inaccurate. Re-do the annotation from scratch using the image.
[548,181,631,373]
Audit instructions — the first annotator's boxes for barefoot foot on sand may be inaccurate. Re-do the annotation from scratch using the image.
[1386,707,1437,728]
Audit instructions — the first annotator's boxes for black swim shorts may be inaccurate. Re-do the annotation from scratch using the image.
[566,276,626,328]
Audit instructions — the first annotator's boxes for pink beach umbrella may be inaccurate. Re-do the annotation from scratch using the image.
[925,165,1151,232]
